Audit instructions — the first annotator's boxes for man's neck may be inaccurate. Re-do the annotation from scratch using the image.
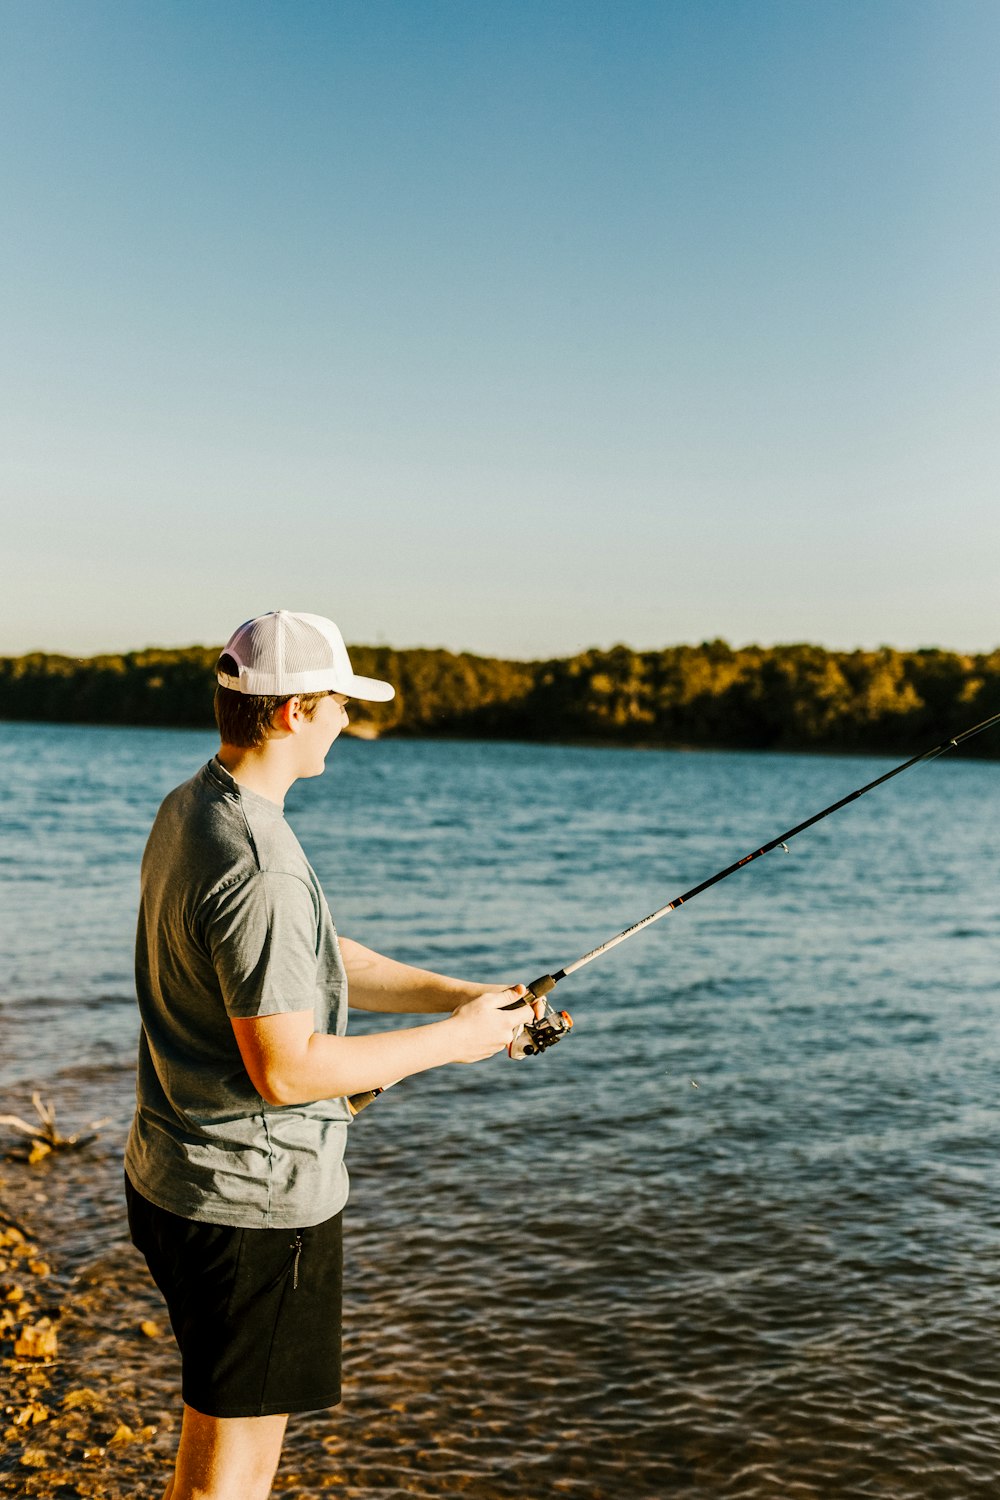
[216,745,295,807]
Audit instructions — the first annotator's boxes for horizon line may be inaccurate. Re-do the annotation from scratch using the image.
[3,637,999,664]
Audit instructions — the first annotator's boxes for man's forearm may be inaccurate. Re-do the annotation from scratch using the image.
[277,1019,460,1104]
[340,937,497,1013]
[242,991,530,1107]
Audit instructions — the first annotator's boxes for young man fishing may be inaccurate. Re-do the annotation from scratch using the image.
[124,609,537,1500]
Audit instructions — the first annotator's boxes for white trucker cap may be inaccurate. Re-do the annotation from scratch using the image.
[216,611,395,702]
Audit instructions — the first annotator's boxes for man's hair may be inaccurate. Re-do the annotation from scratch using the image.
[214,653,328,749]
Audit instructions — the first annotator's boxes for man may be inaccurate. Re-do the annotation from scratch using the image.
[125,609,535,1500]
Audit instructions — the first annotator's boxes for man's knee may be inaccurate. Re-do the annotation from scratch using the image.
[170,1405,289,1500]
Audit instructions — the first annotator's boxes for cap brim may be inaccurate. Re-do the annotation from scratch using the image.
[343,673,395,703]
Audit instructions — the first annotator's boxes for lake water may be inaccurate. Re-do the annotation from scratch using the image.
[1,721,999,1498]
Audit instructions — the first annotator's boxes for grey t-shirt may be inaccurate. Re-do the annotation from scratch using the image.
[124,758,351,1228]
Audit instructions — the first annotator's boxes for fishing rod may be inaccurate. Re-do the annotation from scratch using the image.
[347,708,1000,1114]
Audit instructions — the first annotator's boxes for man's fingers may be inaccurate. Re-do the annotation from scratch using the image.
[509,984,546,1021]
[498,983,545,1021]
[500,991,533,1038]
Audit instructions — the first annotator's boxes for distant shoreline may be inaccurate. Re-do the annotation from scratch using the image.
[1,718,998,769]
[2,640,999,758]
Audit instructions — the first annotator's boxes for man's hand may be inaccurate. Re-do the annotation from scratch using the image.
[446,985,535,1063]
[452,985,548,1020]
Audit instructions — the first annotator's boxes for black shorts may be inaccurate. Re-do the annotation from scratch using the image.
[125,1175,342,1418]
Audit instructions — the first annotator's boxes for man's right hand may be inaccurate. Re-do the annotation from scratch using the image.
[447,985,533,1062]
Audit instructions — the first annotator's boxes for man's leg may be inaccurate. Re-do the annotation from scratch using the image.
[165,1405,289,1500]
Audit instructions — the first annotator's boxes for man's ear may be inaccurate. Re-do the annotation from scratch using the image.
[273,698,300,733]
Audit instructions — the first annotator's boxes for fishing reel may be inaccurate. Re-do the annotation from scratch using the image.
[509,998,574,1059]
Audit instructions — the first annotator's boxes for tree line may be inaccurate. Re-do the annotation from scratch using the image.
[1,640,998,756]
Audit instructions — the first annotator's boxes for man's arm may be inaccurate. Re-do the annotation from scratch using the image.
[231,986,531,1107]
[339,936,503,1013]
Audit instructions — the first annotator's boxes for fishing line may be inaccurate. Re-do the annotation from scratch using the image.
[349,708,1000,1112]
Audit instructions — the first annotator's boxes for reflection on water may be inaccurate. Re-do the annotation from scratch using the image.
[2,723,999,1496]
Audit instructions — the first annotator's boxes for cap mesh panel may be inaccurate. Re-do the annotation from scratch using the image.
[226,612,339,690]
[281,616,337,674]
[237,618,281,678]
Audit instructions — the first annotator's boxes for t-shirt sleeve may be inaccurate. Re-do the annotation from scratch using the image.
[201,871,320,1020]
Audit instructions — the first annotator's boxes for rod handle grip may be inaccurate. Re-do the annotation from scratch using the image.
[346,1088,381,1117]
[501,973,557,1011]
[346,1081,398,1116]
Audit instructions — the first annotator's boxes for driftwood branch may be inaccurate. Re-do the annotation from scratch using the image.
[0,1094,111,1163]
[0,1203,32,1238]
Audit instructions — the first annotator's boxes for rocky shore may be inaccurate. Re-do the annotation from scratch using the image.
[0,1152,177,1499]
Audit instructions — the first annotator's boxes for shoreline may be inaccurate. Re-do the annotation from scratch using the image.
[4,639,999,764]
[1,1135,177,1498]
[3,715,997,764]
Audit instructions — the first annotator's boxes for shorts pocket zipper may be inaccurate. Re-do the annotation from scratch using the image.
[290,1231,303,1290]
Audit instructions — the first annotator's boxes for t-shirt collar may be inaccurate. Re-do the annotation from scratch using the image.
[204,757,286,819]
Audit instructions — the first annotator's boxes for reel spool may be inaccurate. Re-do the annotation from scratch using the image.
[509,1000,573,1059]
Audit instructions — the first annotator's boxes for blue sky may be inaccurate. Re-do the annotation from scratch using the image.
[2,0,997,658]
